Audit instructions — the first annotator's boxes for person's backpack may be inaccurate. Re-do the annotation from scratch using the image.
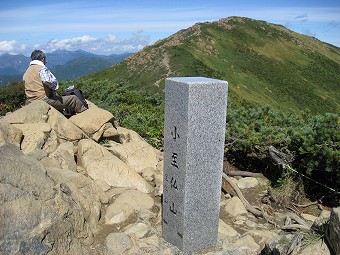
[62,85,88,117]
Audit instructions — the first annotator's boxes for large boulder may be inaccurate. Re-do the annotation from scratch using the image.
[116,126,144,143]
[46,167,102,241]
[326,207,340,255]
[69,101,115,141]
[104,189,154,225]
[224,196,248,217]
[106,140,159,173]
[0,144,100,255]
[3,100,50,124]
[77,139,153,193]
[3,100,86,145]
[12,122,51,154]
[0,119,22,148]
[47,105,86,142]
[49,141,77,171]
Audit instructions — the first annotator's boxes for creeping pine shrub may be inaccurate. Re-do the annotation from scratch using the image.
[0,81,26,115]
[225,103,339,196]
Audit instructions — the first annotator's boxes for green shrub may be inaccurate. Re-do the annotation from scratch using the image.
[0,81,26,115]
[225,103,339,199]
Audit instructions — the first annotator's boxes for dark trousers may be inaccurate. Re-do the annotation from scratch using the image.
[44,95,87,113]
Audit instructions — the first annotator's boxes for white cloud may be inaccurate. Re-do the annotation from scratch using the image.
[0,40,16,52]
[102,31,150,54]
[43,35,97,52]
[29,32,151,55]
[106,34,118,42]
[0,40,28,55]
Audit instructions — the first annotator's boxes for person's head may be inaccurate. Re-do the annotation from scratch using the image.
[31,50,46,64]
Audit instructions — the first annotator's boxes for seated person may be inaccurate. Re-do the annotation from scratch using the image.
[23,49,87,114]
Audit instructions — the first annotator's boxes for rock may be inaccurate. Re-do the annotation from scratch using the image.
[243,229,280,246]
[27,148,48,160]
[245,220,257,228]
[320,209,331,220]
[154,160,164,196]
[78,139,153,193]
[326,207,340,255]
[92,122,119,142]
[139,235,160,249]
[222,235,260,255]
[47,106,86,141]
[124,222,151,239]
[4,101,84,143]
[3,100,50,124]
[261,233,303,255]
[299,239,330,255]
[116,126,144,143]
[0,119,22,148]
[224,197,248,217]
[106,140,159,173]
[40,155,62,169]
[301,213,318,223]
[104,189,154,225]
[218,219,240,241]
[90,123,106,142]
[105,232,133,255]
[237,177,259,189]
[102,123,119,138]
[49,141,77,171]
[114,189,155,211]
[28,149,62,169]
[137,209,156,222]
[42,129,59,154]
[105,203,135,225]
[95,179,111,192]
[69,103,115,139]
[0,144,96,255]
[105,187,131,200]
[12,122,51,154]
[142,167,156,181]
[46,168,102,243]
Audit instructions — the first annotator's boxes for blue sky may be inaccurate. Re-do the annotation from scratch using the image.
[0,0,339,55]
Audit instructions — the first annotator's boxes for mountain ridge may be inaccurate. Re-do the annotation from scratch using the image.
[80,16,340,114]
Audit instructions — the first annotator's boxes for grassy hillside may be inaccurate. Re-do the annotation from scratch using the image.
[77,16,340,115]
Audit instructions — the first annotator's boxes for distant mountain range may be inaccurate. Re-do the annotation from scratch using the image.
[0,49,131,86]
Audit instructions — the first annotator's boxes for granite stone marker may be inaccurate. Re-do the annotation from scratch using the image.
[162,77,228,254]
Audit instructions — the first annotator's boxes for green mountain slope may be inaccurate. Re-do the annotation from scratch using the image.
[79,16,340,114]
[50,54,131,81]
[50,57,114,81]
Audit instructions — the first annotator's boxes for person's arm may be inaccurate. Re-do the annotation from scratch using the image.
[38,67,59,90]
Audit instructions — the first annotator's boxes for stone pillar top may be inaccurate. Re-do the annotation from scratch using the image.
[167,76,228,83]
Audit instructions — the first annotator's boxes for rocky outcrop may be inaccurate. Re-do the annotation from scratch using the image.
[0,100,159,254]
[0,143,100,254]
[326,207,340,255]
[0,119,22,147]
[77,138,153,193]
[0,100,336,255]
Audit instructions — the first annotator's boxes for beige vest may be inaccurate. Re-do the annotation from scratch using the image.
[23,65,54,102]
